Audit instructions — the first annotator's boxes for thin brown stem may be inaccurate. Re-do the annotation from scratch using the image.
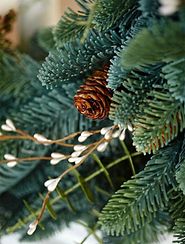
[37,192,51,223]
[0,156,52,164]
[0,135,28,141]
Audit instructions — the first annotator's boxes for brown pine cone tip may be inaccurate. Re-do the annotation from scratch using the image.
[74,66,113,120]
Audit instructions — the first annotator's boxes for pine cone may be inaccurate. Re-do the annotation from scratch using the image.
[74,66,112,120]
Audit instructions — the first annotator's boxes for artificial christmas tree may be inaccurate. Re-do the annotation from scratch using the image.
[0,0,185,243]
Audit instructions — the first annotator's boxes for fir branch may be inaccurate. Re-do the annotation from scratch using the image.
[162,58,185,103]
[93,0,136,31]
[175,132,185,195]
[103,211,171,244]
[0,53,40,98]
[53,0,97,46]
[132,85,185,153]
[38,30,121,89]
[121,21,185,69]
[109,64,162,128]
[169,190,185,243]
[108,8,147,90]
[98,134,184,236]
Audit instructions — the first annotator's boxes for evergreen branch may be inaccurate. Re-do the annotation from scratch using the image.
[162,58,185,103]
[38,30,121,89]
[53,0,98,46]
[173,218,185,243]
[169,190,185,243]
[0,53,40,98]
[121,21,185,68]
[109,64,162,128]
[93,0,136,31]
[107,8,147,90]
[132,85,185,153]
[103,211,170,244]
[175,132,185,194]
[98,135,184,236]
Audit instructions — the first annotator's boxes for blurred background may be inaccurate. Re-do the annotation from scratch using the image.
[0,1,175,243]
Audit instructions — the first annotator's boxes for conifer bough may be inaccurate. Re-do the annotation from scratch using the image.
[1,0,185,243]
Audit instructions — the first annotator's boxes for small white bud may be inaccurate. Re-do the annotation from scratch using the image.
[104,130,112,140]
[127,123,133,132]
[80,131,93,137]
[68,156,85,164]
[112,129,121,138]
[6,119,16,131]
[7,161,17,167]
[4,154,16,160]
[74,156,86,165]
[1,119,16,132]
[73,145,87,152]
[78,135,88,142]
[97,141,109,152]
[100,126,112,135]
[71,151,82,157]
[51,152,65,159]
[44,177,60,192]
[68,157,78,163]
[119,129,126,141]
[50,159,61,165]
[50,153,67,165]
[1,125,11,131]
[34,134,51,145]
[4,154,17,167]
[27,220,38,235]
[78,131,93,142]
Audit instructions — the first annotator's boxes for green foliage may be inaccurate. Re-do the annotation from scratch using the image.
[37,27,55,51]
[1,1,185,243]
[121,21,185,69]
[132,85,185,153]
[53,0,95,47]
[0,53,40,99]
[138,0,160,15]
[108,9,147,90]
[175,135,185,195]
[109,64,162,127]
[38,29,121,89]
[173,218,185,243]
[98,135,184,236]
[169,190,185,243]
[103,211,171,244]
[93,0,136,31]
[162,58,185,103]
[53,0,136,47]
[0,162,40,195]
